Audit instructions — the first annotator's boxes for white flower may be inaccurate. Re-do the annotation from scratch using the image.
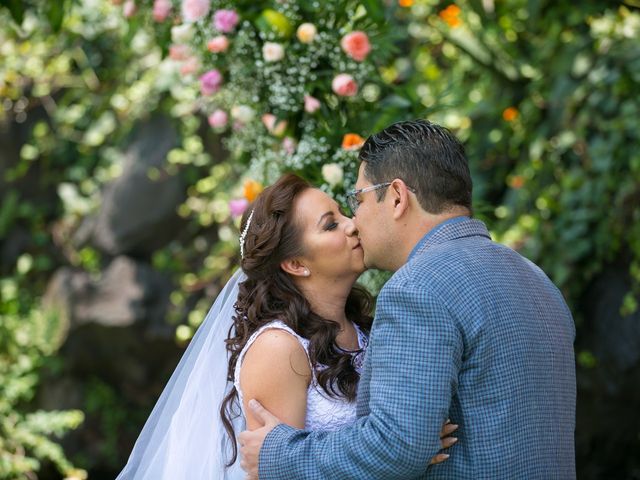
[262,42,285,62]
[231,105,255,123]
[171,24,195,44]
[321,163,344,187]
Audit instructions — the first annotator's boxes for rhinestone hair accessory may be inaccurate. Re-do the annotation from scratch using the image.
[239,209,254,259]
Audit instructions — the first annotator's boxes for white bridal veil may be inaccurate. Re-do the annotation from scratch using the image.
[116,269,246,480]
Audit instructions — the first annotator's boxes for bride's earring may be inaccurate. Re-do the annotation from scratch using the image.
[303,269,310,277]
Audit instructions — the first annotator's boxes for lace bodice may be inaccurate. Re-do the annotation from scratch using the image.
[233,320,368,431]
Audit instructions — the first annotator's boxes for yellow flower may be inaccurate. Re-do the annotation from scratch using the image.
[261,9,293,38]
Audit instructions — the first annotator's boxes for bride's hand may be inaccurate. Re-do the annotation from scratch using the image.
[429,419,459,465]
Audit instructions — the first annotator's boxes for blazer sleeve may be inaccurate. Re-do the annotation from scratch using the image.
[258,276,464,479]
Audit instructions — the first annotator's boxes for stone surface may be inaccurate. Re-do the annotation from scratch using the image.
[40,255,184,476]
[75,115,185,257]
[43,255,174,332]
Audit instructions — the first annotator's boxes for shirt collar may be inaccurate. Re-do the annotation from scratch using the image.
[407,216,470,261]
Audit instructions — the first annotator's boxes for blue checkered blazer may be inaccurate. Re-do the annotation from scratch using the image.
[260,217,576,479]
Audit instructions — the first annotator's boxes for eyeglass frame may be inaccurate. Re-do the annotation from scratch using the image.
[345,181,416,216]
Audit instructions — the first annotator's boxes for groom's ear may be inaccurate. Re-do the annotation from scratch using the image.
[390,179,411,220]
[280,258,310,277]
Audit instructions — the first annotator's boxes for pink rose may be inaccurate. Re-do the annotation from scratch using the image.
[304,94,321,113]
[169,44,190,61]
[229,199,249,218]
[207,35,229,53]
[152,0,171,22]
[332,74,358,97]
[208,110,228,128]
[282,137,297,155]
[340,31,371,62]
[213,9,239,33]
[200,69,223,95]
[182,0,210,22]
[123,0,136,18]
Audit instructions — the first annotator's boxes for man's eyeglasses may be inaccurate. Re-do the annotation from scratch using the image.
[345,182,391,216]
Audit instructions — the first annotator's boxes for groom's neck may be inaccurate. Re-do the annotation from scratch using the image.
[391,209,470,271]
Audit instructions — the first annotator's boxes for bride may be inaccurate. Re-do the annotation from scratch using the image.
[117,174,456,479]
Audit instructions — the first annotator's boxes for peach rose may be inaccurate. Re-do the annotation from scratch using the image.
[296,23,317,43]
[340,31,371,62]
[332,74,358,97]
[169,44,190,61]
[179,57,200,76]
[207,35,229,53]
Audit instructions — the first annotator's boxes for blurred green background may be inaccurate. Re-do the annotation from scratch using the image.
[1,0,639,478]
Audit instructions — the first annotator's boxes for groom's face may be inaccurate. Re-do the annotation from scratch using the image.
[351,162,392,270]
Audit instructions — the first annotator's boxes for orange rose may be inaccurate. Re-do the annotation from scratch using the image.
[399,0,413,6]
[502,107,519,122]
[243,179,263,202]
[510,175,525,189]
[439,5,462,28]
[342,133,366,151]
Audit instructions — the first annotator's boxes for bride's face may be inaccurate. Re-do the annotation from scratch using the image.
[293,188,365,279]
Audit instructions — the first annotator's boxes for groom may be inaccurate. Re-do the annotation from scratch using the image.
[239,119,576,479]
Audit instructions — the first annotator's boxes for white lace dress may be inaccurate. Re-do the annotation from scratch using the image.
[233,320,368,431]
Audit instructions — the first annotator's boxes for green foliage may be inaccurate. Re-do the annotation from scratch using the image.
[82,378,130,468]
[1,1,639,477]
[0,278,85,479]
[398,1,640,317]
[0,0,73,31]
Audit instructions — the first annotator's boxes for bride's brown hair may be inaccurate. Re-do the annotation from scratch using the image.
[220,173,372,465]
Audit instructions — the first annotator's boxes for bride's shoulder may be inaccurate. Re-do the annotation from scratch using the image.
[240,323,312,380]
[238,323,312,429]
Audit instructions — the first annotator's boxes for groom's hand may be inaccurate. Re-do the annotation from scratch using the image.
[239,399,282,479]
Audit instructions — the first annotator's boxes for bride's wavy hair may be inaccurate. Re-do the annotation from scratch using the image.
[220,173,373,465]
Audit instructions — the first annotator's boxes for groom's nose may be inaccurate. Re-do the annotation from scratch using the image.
[344,217,358,237]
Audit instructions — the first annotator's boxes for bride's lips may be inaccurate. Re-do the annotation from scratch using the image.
[353,242,362,250]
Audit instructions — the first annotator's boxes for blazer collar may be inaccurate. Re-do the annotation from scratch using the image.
[408,216,491,261]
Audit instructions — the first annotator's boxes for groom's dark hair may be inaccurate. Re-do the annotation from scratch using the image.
[359,119,473,214]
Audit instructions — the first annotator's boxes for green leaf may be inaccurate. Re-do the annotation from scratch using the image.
[0,190,19,237]
[0,0,26,25]
[379,94,412,109]
[46,0,68,32]
[361,0,385,23]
